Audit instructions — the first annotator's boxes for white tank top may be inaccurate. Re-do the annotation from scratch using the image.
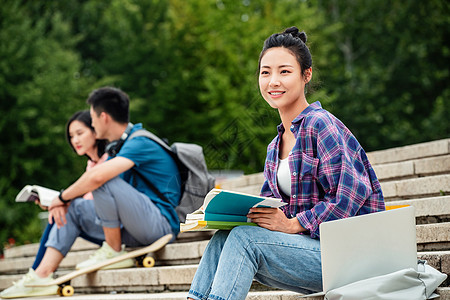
[277,157,291,196]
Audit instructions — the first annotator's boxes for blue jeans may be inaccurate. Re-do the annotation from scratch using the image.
[32,222,102,270]
[45,176,173,256]
[188,226,322,300]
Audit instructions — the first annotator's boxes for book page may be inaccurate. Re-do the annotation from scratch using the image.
[253,199,287,208]
[34,186,59,206]
[204,189,286,218]
[15,185,33,202]
[15,185,58,207]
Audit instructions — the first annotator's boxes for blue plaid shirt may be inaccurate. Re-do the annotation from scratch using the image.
[260,102,385,238]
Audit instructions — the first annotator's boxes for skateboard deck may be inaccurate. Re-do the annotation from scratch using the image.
[26,233,173,296]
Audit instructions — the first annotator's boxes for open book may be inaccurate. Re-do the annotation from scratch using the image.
[15,185,59,207]
[180,188,287,232]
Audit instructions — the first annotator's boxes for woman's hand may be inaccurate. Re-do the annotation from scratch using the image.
[34,200,48,211]
[247,207,306,234]
[48,196,69,228]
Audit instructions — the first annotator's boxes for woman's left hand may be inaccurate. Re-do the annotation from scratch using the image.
[247,207,306,234]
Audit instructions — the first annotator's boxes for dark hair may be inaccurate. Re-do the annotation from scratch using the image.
[86,87,130,124]
[258,26,312,77]
[65,110,107,160]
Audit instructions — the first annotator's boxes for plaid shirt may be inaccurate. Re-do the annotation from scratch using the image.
[260,102,385,238]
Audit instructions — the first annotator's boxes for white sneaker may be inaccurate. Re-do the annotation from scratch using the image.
[0,268,57,299]
[75,242,134,270]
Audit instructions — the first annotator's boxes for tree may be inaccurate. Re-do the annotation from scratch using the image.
[160,0,324,172]
[316,0,450,150]
[0,1,93,246]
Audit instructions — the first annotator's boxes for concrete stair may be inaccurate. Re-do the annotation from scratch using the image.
[0,291,323,300]
[1,138,449,299]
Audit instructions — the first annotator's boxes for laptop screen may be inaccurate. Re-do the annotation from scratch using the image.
[319,206,417,292]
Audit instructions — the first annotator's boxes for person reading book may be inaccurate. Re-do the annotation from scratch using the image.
[1,87,181,299]
[187,27,385,300]
[1,110,108,299]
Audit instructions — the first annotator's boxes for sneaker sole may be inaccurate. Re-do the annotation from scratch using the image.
[0,286,58,299]
[101,258,135,270]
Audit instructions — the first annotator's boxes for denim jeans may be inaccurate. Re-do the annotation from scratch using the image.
[188,226,322,300]
[46,176,173,256]
[32,221,102,269]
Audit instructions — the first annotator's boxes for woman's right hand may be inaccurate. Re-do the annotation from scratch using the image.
[48,196,68,228]
[34,199,48,211]
[48,206,68,229]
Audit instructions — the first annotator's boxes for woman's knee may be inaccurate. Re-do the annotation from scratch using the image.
[224,226,262,253]
[227,226,265,244]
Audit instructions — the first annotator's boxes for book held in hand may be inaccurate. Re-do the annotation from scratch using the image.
[180,188,287,232]
[15,185,59,207]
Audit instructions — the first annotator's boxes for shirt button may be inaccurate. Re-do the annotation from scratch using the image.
[292,172,297,176]
[292,195,297,198]
[289,151,292,156]
[290,125,295,130]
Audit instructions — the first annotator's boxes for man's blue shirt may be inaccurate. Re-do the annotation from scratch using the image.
[115,123,181,235]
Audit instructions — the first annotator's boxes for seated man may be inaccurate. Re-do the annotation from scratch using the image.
[1,87,181,299]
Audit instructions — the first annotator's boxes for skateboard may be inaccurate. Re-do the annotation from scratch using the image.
[27,233,173,297]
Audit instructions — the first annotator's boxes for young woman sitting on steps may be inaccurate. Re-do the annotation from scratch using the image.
[187,26,385,300]
[1,110,107,299]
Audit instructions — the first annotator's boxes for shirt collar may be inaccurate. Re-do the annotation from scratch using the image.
[276,101,323,134]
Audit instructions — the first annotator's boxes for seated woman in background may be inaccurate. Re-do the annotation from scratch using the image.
[1,110,107,299]
[187,26,385,300]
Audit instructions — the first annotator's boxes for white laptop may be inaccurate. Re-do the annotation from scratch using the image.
[305,206,417,297]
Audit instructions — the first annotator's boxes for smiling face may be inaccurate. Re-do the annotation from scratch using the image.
[259,47,311,112]
[68,120,97,157]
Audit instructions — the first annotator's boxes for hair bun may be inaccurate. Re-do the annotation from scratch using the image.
[283,26,307,43]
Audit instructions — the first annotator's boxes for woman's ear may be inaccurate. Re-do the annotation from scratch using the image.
[304,67,312,83]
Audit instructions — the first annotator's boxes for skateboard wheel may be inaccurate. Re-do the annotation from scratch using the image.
[142,256,155,268]
[61,285,74,297]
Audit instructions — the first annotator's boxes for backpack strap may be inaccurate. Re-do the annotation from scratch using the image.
[128,129,173,205]
[128,129,174,156]
[132,168,170,204]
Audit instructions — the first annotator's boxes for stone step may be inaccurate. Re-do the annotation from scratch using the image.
[3,238,99,259]
[380,174,450,200]
[0,290,323,300]
[417,223,450,251]
[218,139,450,191]
[373,154,450,181]
[3,222,450,275]
[419,251,450,282]
[438,287,450,300]
[0,289,448,300]
[3,232,214,259]
[218,172,264,191]
[220,173,450,201]
[2,289,450,300]
[219,154,450,192]
[0,240,209,275]
[1,251,449,292]
[387,196,450,220]
[366,138,450,165]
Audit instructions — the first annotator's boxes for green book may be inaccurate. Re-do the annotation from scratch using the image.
[180,188,286,232]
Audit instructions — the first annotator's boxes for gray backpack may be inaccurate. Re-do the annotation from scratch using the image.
[324,260,447,300]
[128,129,215,223]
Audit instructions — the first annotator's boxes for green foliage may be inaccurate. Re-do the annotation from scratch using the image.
[0,0,448,249]
[0,1,94,248]
[316,0,450,149]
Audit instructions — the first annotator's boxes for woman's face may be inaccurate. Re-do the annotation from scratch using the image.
[69,120,97,156]
[259,47,309,111]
